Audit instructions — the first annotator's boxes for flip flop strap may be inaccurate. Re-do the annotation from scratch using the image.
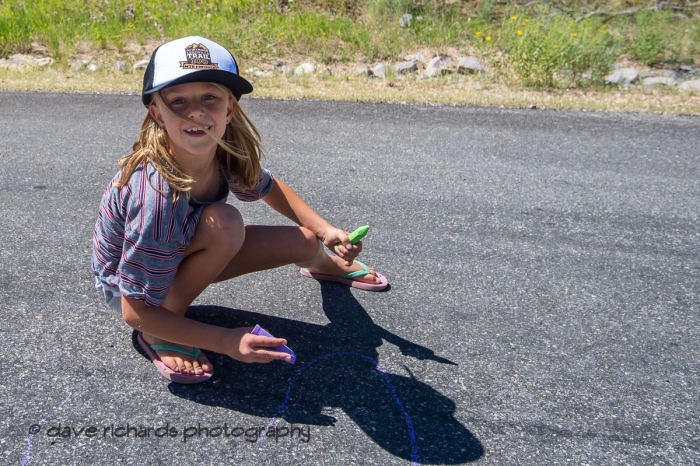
[340,260,371,279]
[150,344,200,358]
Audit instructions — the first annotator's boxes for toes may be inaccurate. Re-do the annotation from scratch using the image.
[162,356,183,373]
[191,359,204,376]
[198,353,213,373]
[366,267,379,283]
[155,347,213,375]
[191,363,204,376]
[183,360,195,375]
[175,358,187,374]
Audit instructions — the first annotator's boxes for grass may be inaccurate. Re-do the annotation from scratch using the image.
[1,0,699,109]
[489,14,622,88]
[630,10,670,65]
[0,0,463,63]
[2,1,698,67]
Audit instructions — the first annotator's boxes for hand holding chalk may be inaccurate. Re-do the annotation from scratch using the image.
[250,325,296,364]
[334,225,370,252]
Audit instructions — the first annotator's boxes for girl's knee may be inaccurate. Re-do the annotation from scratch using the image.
[197,204,245,254]
[299,226,321,257]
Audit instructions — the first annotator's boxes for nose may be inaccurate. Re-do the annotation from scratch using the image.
[185,100,205,119]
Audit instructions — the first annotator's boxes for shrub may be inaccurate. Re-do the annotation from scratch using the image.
[497,14,618,89]
[476,0,495,23]
[629,10,669,66]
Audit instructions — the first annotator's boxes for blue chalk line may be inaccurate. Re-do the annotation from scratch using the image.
[257,352,419,465]
[22,393,72,466]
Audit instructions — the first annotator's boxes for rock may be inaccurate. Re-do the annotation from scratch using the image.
[35,57,53,67]
[354,65,372,77]
[457,56,483,74]
[271,60,283,67]
[606,68,639,85]
[678,65,698,80]
[619,68,639,84]
[395,61,417,75]
[662,70,679,79]
[0,54,53,70]
[30,42,51,57]
[426,55,452,77]
[399,14,413,28]
[605,70,622,85]
[678,65,697,77]
[679,79,700,92]
[114,61,127,71]
[71,59,86,72]
[404,53,425,63]
[245,67,259,75]
[643,76,678,89]
[132,59,149,70]
[294,63,316,75]
[280,65,292,75]
[322,68,332,76]
[254,70,265,77]
[372,63,386,79]
[87,63,98,72]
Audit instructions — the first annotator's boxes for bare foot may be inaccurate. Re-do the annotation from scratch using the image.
[141,333,213,375]
[305,255,381,284]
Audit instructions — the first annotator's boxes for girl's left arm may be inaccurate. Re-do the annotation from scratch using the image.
[262,178,360,264]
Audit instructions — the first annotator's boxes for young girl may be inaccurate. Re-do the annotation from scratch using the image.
[92,36,388,384]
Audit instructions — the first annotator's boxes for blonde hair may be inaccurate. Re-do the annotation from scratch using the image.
[116,84,263,202]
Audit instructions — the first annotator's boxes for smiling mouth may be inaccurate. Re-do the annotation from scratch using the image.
[184,126,212,133]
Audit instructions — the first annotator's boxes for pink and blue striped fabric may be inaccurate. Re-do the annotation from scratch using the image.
[92,162,273,306]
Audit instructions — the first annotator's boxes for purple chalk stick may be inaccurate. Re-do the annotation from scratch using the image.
[250,325,296,364]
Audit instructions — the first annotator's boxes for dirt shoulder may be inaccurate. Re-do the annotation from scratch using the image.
[1,50,699,115]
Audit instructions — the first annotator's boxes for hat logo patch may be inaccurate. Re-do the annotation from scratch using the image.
[180,43,219,70]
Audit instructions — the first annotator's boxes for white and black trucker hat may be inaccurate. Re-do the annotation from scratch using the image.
[141,36,253,106]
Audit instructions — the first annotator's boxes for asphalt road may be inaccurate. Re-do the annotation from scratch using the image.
[1,92,698,465]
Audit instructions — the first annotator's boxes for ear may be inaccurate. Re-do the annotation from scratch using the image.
[149,103,165,127]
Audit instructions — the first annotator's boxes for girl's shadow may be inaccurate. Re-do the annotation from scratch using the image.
[134,282,483,463]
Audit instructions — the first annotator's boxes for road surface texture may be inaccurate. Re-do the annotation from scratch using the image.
[1,92,698,464]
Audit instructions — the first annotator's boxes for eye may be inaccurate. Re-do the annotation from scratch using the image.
[202,94,218,101]
[170,97,186,105]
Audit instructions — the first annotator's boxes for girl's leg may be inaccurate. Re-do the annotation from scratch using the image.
[214,225,381,282]
[143,219,379,375]
[141,203,246,375]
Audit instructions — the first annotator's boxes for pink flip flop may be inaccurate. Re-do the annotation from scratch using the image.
[137,333,213,384]
[300,260,389,291]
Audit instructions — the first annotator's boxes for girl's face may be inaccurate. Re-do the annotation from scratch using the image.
[149,82,235,160]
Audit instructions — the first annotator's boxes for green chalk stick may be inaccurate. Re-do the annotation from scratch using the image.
[335,225,370,251]
[347,225,370,244]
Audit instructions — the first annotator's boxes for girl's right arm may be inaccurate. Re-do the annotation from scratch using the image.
[121,296,293,364]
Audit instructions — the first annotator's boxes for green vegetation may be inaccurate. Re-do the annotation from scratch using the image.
[493,15,620,88]
[1,0,699,90]
[629,10,672,65]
